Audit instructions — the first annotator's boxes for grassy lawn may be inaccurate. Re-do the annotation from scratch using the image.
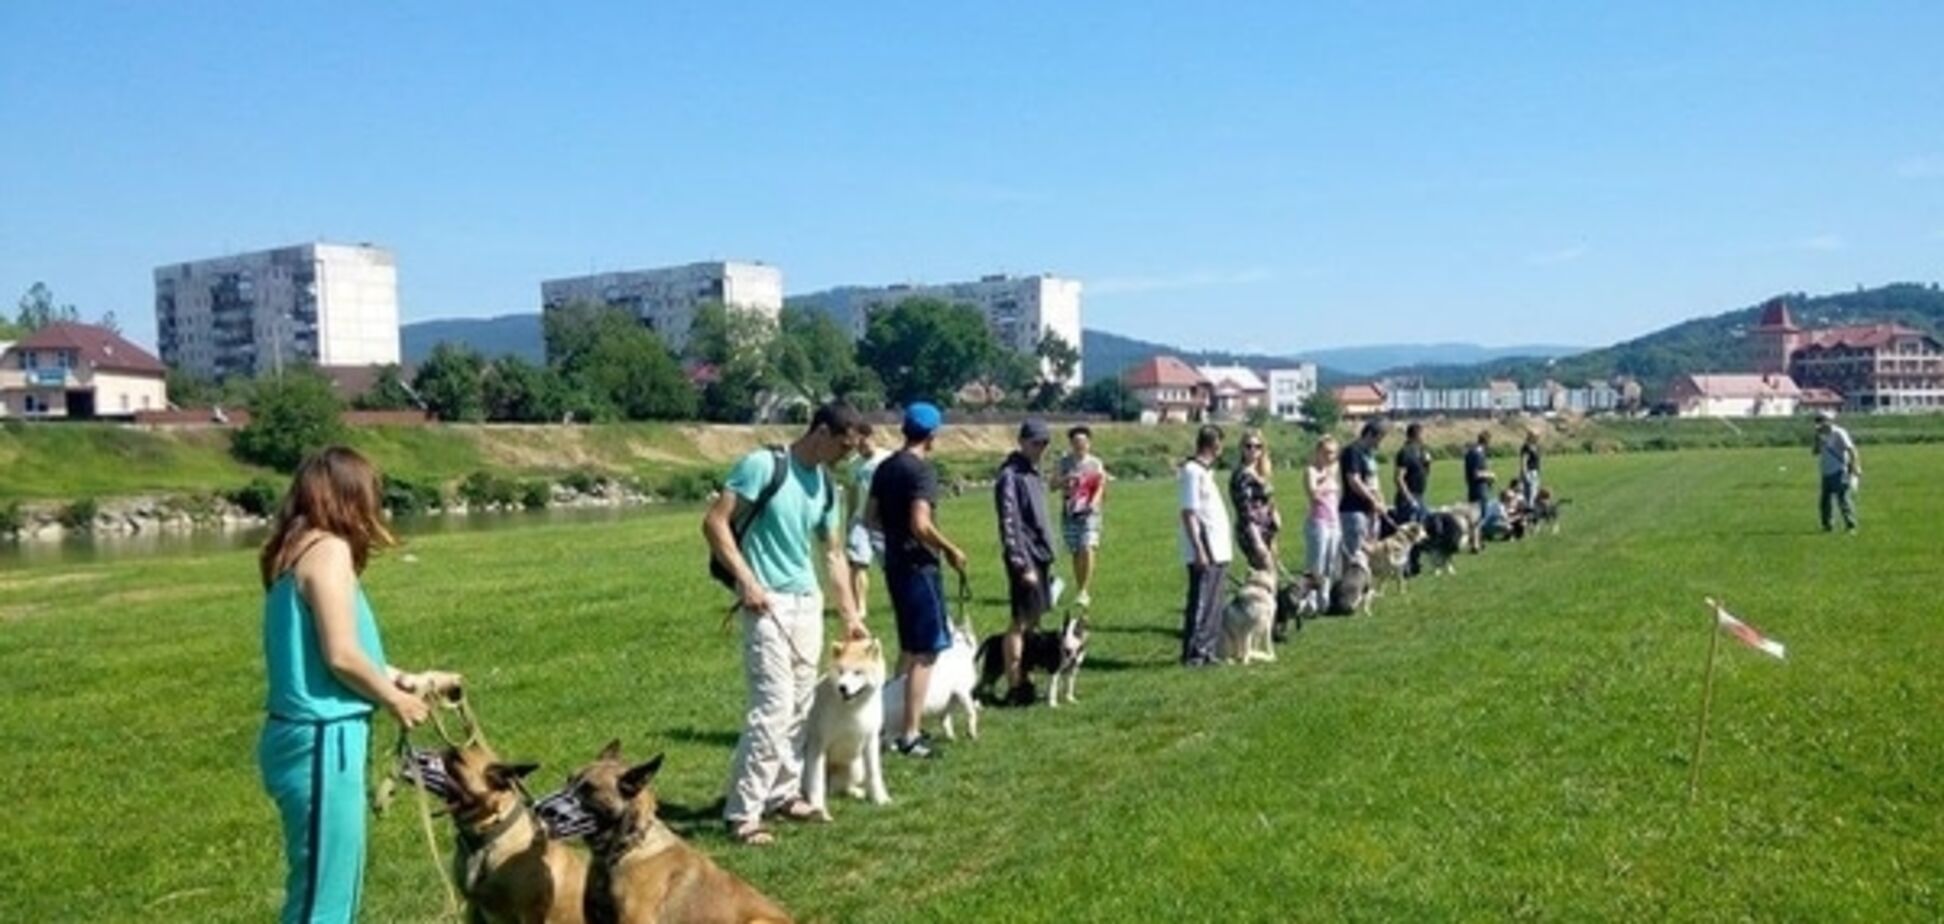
[2,445,1940,921]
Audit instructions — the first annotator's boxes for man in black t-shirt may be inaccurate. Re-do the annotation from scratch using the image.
[1464,431,1495,508]
[1518,430,1543,509]
[1337,419,1389,565]
[868,402,968,759]
[1392,422,1432,523]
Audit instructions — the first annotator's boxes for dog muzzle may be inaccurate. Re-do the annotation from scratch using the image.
[398,746,458,802]
[533,789,599,840]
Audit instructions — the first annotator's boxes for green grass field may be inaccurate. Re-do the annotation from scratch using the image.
[2,446,1940,921]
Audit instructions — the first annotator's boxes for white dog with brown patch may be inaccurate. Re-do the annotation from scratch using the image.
[802,636,890,819]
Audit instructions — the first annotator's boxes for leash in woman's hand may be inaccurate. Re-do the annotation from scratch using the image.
[373,685,487,922]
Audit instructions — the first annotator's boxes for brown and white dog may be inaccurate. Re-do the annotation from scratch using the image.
[1365,521,1425,595]
[567,742,793,924]
[803,636,890,817]
[1219,568,1278,664]
[440,743,590,924]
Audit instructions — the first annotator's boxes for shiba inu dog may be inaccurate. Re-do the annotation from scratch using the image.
[566,743,792,924]
[802,636,890,817]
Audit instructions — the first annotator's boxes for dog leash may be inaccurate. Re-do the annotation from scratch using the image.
[375,687,488,924]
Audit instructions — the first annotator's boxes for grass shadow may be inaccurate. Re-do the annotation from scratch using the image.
[656,725,742,750]
[654,797,727,837]
[1084,655,1170,673]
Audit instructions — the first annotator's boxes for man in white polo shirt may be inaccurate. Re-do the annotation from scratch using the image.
[1177,424,1233,667]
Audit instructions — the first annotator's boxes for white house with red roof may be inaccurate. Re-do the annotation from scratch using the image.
[1665,372,1801,418]
[1195,364,1268,421]
[0,322,169,419]
[1122,355,1209,423]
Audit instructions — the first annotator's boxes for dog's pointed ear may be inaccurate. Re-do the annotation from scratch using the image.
[618,753,665,799]
[489,762,541,788]
[598,739,623,762]
[865,637,882,657]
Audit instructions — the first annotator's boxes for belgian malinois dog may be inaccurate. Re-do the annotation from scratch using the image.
[566,741,793,924]
[441,743,590,924]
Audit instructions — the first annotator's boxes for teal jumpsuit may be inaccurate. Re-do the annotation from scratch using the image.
[258,573,389,924]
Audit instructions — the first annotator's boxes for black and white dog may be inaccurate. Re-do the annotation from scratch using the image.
[1413,508,1478,576]
[974,615,1089,708]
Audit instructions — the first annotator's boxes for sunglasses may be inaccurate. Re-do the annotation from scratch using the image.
[1243,443,1264,450]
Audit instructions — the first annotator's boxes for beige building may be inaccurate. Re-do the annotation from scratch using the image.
[541,260,782,355]
[1,323,168,419]
[156,242,401,380]
[1666,373,1801,418]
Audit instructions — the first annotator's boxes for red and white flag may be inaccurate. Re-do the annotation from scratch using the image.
[1711,600,1786,660]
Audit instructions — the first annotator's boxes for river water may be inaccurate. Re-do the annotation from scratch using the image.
[0,504,682,570]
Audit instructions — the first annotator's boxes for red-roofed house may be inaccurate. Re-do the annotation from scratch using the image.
[1331,383,1387,418]
[1,323,169,419]
[1123,355,1209,423]
[1666,373,1801,418]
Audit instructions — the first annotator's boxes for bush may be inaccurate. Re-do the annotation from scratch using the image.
[459,471,521,509]
[232,372,346,472]
[382,475,445,517]
[659,470,719,503]
[519,480,552,511]
[561,469,603,495]
[228,478,284,517]
[0,501,24,537]
[60,497,99,531]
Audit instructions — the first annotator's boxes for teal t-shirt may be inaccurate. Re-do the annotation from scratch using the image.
[726,448,840,595]
[263,574,389,721]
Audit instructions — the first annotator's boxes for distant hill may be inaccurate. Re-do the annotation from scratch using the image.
[402,313,544,364]
[1299,343,1580,375]
[1389,282,1944,394]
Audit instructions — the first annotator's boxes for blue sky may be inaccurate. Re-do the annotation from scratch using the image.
[3,1,1940,354]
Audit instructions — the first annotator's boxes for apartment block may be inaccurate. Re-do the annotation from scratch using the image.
[155,242,400,380]
[540,261,782,354]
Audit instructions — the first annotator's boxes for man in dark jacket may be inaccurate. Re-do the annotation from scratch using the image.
[995,418,1058,705]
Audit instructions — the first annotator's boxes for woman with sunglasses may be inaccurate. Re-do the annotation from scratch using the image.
[1229,428,1283,573]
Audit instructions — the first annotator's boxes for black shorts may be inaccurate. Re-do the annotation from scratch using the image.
[1007,561,1052,626]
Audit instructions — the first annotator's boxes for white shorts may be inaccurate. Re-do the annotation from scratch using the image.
[846,522,884,567]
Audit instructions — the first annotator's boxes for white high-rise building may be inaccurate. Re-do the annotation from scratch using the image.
[540,261,782,354]
[791,273,1083,384]
[1267,365,1319,420]
[155,242,400,380]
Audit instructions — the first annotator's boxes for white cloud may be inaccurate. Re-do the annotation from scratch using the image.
[1525,244,1588,266]
[1895,156,1944,180]
[1797,234,1845,252]
[1088,267,1275,296]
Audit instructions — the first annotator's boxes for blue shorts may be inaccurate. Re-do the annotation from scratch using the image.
[886,565,952,655]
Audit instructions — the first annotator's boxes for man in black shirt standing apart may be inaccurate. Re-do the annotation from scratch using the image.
[869,402,969,759]
[1392,422,1432,523]
[1464,430,1496,510]
[1518,430,1543,509]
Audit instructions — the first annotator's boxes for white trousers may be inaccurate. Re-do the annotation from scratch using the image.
[723,590,823,825]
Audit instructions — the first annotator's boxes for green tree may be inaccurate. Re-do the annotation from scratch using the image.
[352,364,418,411]
[1029,330,1082,410]
[412,343,488,422]
[687,303,776,423]
[232,371,346,471]
[770,307,863,406]
[1069,377,1142,421]
[858,298,1001,408]
[546,302,698,421]
[14,282,81,331]
[482,355,568,422]
[1299,389,1342,432]
[166,369,223,408]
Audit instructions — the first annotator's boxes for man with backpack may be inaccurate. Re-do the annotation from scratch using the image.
[703,401,869,847]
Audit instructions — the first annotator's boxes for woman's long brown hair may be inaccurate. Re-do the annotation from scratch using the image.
[258,446,396,589]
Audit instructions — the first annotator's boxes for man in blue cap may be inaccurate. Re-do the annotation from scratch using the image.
[868,401,969,758]
[994,418,1058,705]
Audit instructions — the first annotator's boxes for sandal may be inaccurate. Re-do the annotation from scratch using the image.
[727,821,776,847]
[772,798,823,823]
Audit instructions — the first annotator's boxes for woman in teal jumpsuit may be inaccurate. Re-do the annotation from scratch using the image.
[257,447,458,923]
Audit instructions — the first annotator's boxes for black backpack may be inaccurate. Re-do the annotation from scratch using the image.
[708,446,837,591]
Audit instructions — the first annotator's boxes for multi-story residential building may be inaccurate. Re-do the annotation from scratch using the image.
[1123,355,1209,423]
[1,323,168,419]
[1266,365,1318,421]
[1197,365,1268,421]
[791,273,1083,385]
[1749,298,1944,413]
[155,242,400,380]
[541,260,782,356]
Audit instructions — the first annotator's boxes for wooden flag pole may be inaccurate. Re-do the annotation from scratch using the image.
[1688,597,1724,804]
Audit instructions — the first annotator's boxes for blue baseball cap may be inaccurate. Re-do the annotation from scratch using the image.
[902,402,943,440]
